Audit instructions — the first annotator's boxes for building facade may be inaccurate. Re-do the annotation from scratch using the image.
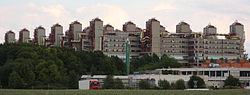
[49,24,63,47]
[34,26,46,45]
[18,28,30,43]
[4,18,246,67]
[156,21,244,67]
[5,30,15,43]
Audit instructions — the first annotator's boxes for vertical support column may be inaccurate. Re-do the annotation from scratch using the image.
[209,71,211,77]
[215,71,217,77]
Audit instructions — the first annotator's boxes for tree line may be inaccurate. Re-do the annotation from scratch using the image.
[0,43,182,89]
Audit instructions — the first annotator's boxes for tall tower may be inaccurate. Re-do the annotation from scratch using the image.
[203,24,217,39]
[50,23,63,47]
[230,21,245,58]
[89,18,103,51]
[5,30,15,43]
[34,26,46,45]
[103,24,114,33]
[145,18,161,56]
[176,21,192,33]
[18,28,30,43]
[230,20,245,43]
[123,21,136,32]
[69,21,82,41]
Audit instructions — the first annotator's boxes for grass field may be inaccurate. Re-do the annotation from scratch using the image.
[0,89,250,95]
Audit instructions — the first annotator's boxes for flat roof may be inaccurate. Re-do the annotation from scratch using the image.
[160,67,250,71]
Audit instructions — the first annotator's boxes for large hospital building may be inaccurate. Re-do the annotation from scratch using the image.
[4,18,246,67]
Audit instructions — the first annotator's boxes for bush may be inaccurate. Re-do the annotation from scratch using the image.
[102,75,114,89]
[224,75,240,87]
[139,80,150,89]
[188,75,205,88]
[158,80,170,89]
[113,78,124,89]
[175,79,185,89]
[170,82,176,89]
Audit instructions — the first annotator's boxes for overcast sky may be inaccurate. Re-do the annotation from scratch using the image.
[1,0,250,55]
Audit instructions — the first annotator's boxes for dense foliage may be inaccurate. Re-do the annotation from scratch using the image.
[224,75,241,87]
[158,80,170,89]
[0,43,126,89]
[0,43,182,89]
[102,75,124,89]
[188,75,205,88]
[174,79,186,89]
[131,54,182,72]
[139,80,150,89]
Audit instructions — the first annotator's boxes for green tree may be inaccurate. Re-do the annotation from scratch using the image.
[8,71,25,89]
[0,43,128,89]
[139,80,150,89]
[188,75,205,88]
[113,78,124,89]
[102,75,114,89]
[175,79,185,89]
[170,82,176,89]
[15,58,35,88]
[158,79,170,89]
[224,75,240,87]
[67,70,78,89]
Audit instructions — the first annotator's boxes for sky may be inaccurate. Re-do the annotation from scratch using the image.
[0,0,250,55]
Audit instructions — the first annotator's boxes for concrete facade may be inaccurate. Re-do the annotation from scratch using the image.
[18,28,30,43]
[34,26,46,45]
[5,30,15,43]
[50,24,63,47]
[90,18,104,51]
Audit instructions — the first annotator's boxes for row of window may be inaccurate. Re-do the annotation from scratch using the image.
[104,49,141,52]
[163,45,239,49]
[162,40,240,45]
[104,38,139,42]
[164,50,239,54]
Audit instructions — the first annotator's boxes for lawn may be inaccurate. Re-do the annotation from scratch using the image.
[0,89,249,95]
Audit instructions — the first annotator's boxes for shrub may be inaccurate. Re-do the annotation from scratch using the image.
[139,80,150,89]
[188,75,206,88]
[158,80,170,89]
[175,79,185,89]
[170,82,176,89]
[102,75,114,89]
[224,75,240,88]
[113,78,124,89]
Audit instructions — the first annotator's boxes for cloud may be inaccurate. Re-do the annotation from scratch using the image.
[75,4,129,29]
[0,2,73,42]
[41,4,69,19]
[152,2,176,12]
